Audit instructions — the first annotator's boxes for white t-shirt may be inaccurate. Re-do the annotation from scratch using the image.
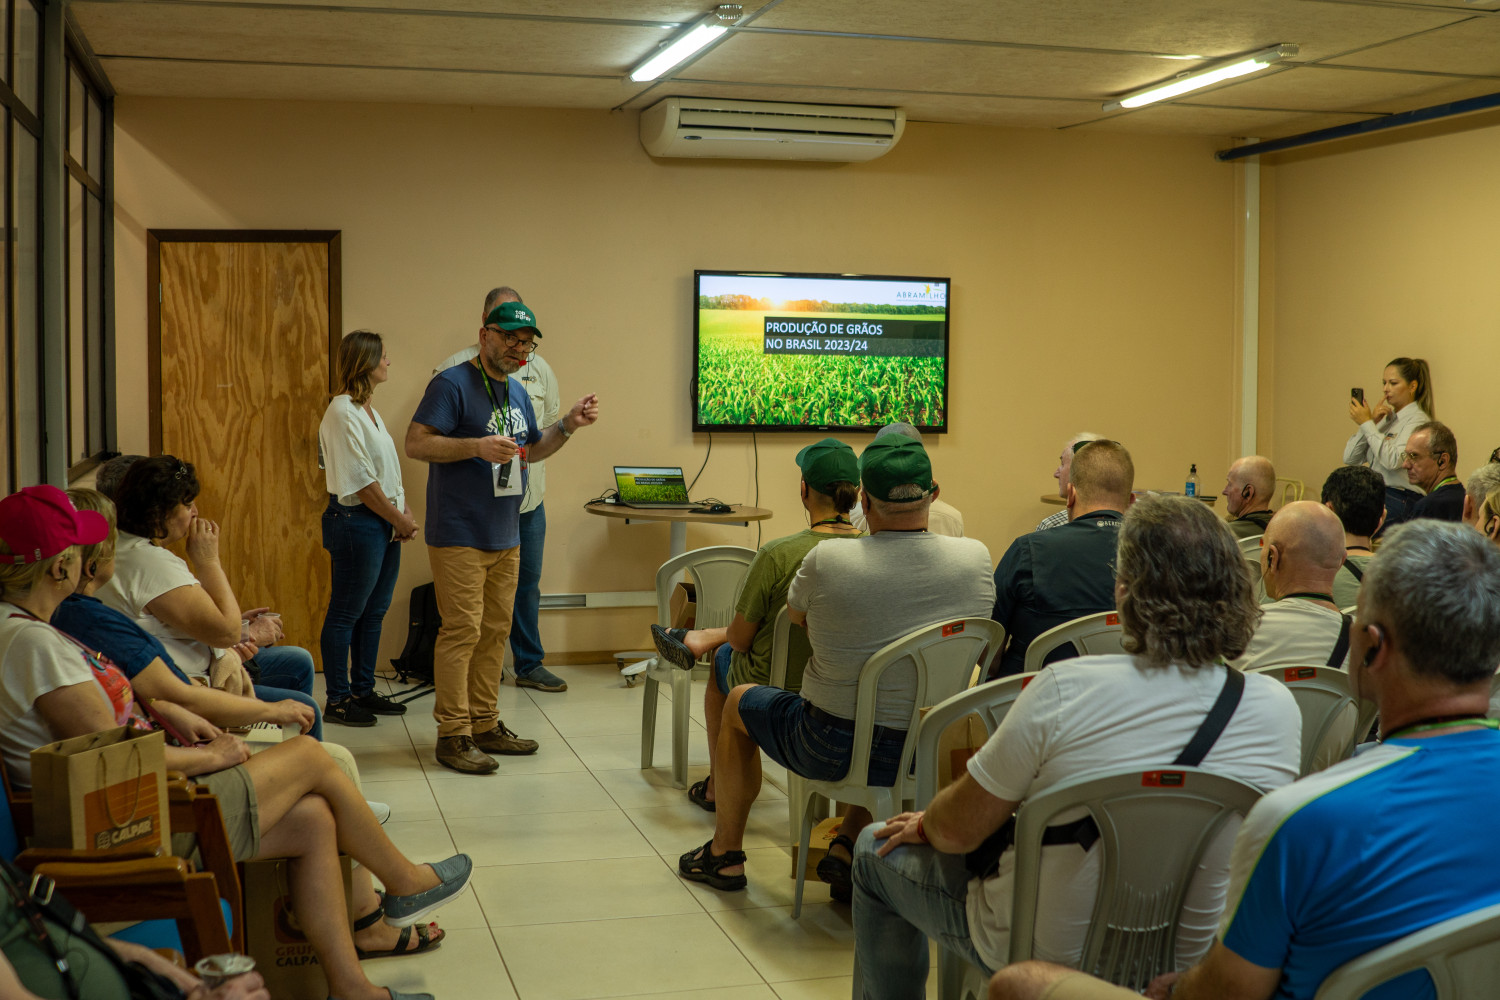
[849,497,965,537]
[963,655,1301,971]
[97,532,215,679]
[1231,599,1349,671]
[0,603,109,788]
[319,394,405,510]
[788,531,994,727]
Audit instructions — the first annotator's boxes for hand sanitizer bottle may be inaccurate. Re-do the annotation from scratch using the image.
[1185,464,1199,497]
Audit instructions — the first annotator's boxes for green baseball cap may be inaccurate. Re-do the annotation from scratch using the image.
[795,438,859,494]
[485,300,542,337]
[860,435,933,502]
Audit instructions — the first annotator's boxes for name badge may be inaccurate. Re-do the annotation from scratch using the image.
[493,454,523,497]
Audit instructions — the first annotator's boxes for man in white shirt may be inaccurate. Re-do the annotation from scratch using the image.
[1036,432,1105,532]
[848,423,965,537]
[432,285,567,693]
[1232,501,1350,672]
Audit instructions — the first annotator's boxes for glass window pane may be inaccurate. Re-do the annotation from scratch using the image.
[13,122,37,485]
[12,0,36,116]
[69,178,84,465]
[86,194,103,458]
[86,92,102,180]
[67,67,83,167]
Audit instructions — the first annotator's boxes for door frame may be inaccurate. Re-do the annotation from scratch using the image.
[145,229,342,452]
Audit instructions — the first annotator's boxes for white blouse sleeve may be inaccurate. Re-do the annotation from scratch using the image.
[319,401,379,499]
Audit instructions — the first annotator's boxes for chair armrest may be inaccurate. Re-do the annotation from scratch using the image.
[34,856,192,888]
[13,847,160,871]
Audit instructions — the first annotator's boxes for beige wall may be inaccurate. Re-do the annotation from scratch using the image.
[113,98,1243,666]
[1267,122,1500,499]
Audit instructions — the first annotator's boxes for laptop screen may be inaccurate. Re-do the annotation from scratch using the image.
[615,466,691,504]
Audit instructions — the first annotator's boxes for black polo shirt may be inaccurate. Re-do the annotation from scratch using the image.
[1411,480,1466,523]
[990,509,1123,677]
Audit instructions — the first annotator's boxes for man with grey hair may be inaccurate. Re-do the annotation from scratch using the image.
[849,422,964,536]
[990,519,1500,1000]
[432,286,566,693]
[1222,455,1277,540]
[1036,431,1105,531]
[1462,461,1500,531]
[1405,420,1464,522]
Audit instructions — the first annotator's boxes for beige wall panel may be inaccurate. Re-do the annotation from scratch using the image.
[1267,122,1500,497]
[72,4,664,74]
[100,59,643,108]
[113,99,1240,663]
[752,0,1465,62]
[1177,65,1483,114]
[1069,105,1377,138]
[1326,17,1500,76]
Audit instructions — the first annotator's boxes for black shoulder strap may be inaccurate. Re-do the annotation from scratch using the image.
[1173,666,1246,767]
[1342,556,1365,583]
[1327,614,1353,668]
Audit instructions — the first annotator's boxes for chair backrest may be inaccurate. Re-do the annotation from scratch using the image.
[1276,478,1306,508]
[1314,900,1500,999]
[1023,611,1126,673]
[0,768,21,861]
[913,672,1038,808]
[844,618,1006,798]
[767,606,793,688]
[1008,766,1263,989]
[1244,550,1263,585]
[1247,665,1370,776]
[1237,533,1265,556]
[654,545,757,631]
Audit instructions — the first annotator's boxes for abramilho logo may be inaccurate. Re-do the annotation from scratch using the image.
[894,284,945,303]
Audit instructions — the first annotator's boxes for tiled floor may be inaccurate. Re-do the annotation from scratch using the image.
[317,662,936,1000]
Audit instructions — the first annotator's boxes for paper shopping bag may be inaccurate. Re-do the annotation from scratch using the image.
[242,855,355,999]
[29,726,170,853]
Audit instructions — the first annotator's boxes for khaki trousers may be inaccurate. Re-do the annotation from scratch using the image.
[428,544,520,739]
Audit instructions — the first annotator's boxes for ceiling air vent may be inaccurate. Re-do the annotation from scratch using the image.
[640,97,906,162]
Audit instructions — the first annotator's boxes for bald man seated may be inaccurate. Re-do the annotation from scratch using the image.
[1231,502,1351,672]
[1221,456,1277,540]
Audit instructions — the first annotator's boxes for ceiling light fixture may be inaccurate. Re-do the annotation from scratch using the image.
[629,4,743,83]
[1102,43,1298,112]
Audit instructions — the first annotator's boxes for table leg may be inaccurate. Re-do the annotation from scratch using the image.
[669,520,687,559]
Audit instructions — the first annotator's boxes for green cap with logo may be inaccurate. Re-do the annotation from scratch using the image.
[859,435,933,502]
[795,438,859,495]
[486,300,542,337]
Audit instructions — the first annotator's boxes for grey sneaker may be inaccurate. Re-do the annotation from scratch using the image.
[514,665,567,692]
[383,854,474,927]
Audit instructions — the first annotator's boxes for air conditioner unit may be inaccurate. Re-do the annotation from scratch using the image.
[639,97,906,162]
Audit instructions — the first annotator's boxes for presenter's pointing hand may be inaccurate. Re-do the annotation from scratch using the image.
[566,393,600,432]
[476,435,519,463]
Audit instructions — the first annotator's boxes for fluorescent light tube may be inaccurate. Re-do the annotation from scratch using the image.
[630,8,741,82]
[1103,44,1297,112]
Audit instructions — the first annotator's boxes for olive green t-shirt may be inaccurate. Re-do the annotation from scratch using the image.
[729,528,862,690]
[0,869,131,1000]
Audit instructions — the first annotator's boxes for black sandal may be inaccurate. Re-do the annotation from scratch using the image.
[679,839,747,891]
[687,777,716,813]
[816,833,856,891]
[354,895,445,959]
[651,625,698,671]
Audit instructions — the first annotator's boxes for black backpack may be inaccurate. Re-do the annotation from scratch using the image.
[391,582,441,685]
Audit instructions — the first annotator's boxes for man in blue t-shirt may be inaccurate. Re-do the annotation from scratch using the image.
[988,520,1500,1000]
[406,299,599,775]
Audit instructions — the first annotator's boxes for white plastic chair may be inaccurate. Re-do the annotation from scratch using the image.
[1008,766,1264,990]
[788,616,1005,917]
[640,545,755,788]
[1022,611,1126,673]
[1238,533,1265,555]
[1314,900,1500,999]
[1247,665,1374,776]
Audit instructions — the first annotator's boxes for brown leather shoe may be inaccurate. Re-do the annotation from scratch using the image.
[435,735,498,774]
[473,722,539,756]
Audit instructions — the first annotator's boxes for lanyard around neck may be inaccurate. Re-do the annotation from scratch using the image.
[1384,716,1498,741]
[476,361,510,436]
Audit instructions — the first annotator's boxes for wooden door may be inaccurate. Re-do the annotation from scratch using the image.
[148,231,341,670]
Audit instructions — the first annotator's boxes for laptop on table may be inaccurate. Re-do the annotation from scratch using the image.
[614,466,704,509]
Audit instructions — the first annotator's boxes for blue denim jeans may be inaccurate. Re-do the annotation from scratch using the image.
[509,504,546,678]
[250,644,323,740]
[851,824,990,999]
[320,498,402,704]
[736,688,906,785]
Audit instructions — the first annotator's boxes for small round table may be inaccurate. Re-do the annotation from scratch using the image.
[584,502,775,558]
[1039,493,1217,507]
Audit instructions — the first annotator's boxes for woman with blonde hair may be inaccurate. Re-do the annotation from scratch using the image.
[318,330,416,727]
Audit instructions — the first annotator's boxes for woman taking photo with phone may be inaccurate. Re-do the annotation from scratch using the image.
[319,330,418,727]
[1344,356,1433,528]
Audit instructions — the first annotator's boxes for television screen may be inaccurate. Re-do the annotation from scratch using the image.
[693,270,949,433]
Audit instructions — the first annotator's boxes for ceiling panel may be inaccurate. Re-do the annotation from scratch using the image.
[129,0,753,19]
[99,56,643,106]
[748,0,1467,62]
[1325,17,1500,75]
[686,32,1187,98]
[1069,104,1380,137]
[641,81,1101,128]
[1178,65,1482,112]
[72,3,666,75]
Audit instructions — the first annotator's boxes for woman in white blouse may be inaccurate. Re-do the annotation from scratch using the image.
[319,331,417,727]
[1344,356,1434,529]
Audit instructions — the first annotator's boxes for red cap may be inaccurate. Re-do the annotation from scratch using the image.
[0,485,110,565]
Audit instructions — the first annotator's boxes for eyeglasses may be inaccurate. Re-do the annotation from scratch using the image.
[484,326,538,354]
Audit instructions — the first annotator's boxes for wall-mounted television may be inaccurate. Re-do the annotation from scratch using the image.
[693,270,950,434]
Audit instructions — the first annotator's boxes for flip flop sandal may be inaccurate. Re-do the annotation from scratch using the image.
[687,777,716,813]
[356,921,445,960]
[650,625,698,671]
[815,833,856,891]
[679,838,748,892]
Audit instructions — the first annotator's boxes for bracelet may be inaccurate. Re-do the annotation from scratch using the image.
[558,421,573,440]
[915,814,930,844]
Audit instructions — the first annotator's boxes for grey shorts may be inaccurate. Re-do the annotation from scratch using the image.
[170,764,261,863]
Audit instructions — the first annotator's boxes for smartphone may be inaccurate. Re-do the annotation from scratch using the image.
[1351,387,1365,405]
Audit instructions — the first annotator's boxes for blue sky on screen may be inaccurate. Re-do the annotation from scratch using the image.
[699,274,946,308]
